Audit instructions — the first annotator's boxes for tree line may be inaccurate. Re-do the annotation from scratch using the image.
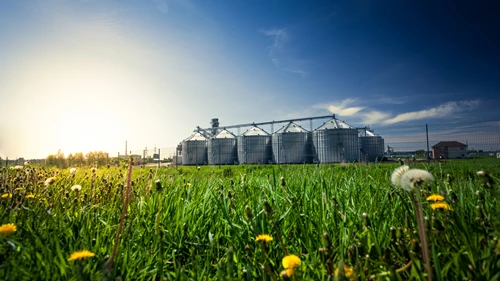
[46,150,111,168]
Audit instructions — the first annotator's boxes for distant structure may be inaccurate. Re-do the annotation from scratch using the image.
[178,115,386,165]
[432,141,467,159]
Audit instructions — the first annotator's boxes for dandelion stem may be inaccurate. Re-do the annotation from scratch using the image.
[270,216,288,256]
[411,192,432,281]
[107,157,133,275]
[248,220,277,280]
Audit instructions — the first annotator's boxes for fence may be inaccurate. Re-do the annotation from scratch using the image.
[380,120,500,157]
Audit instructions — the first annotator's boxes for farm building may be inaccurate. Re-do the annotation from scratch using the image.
[179,115,385,165]
[432,141,467,159]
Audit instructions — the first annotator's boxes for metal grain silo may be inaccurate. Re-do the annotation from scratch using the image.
[208,129,238,165]
[359,129,385,162]
[272,122,311,164]
[182,132,208,165]
[237,126,271,164]
[312,118,359,163]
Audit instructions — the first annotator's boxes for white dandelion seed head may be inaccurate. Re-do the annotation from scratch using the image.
[400,169,434,192]
[14,165,24,170]
[44,177,55,187]
[70,168,77,175]
[391,165,409,187]
[24,161,30,165]
[71,185,82,191]
[476,171,486,176]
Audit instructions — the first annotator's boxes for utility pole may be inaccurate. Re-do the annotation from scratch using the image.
[426,124,430,160]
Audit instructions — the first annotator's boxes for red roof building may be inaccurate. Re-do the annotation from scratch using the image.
[431,141,467,159]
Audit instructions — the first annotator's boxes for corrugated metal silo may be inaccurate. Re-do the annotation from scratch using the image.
[272,122,311,164]
[313,118,359,163]
[359,130,385,162]
[237,126,271,164]
[208,129,238,165]
[182,132,208,165]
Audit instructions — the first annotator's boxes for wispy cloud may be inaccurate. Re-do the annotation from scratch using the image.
[315,99,481,125]
[261,28,287,49]
[315,98,365,116]
[384,100,480,124]
[361,110,391,124]
[152,0,169,14]
[260,28,307,77]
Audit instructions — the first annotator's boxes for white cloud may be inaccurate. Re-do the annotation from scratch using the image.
[314,99,481,126]
[260,28,306,77]
[261,28,287,49]
[153,0,169,14]
[316,98,365,116]
[383,100,480,124]
[361,110,391,124]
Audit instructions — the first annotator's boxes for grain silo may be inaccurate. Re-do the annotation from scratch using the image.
[208,129,238,165]
[272,122,311,164]
[313,118,359,163]
[238,126,271,164]
[181,132,208,165]
[359,129,385,162]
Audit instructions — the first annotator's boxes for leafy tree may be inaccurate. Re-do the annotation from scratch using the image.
[67,153,75,167]
[86,151,97,166]
[46,154,57,167]
[73,152,85,167]
[415,149,426,158]
[96,151,109,166]
[56,149,66,168]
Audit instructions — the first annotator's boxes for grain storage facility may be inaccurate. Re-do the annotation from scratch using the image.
[237,126,271,164]
[358,128,385,162]
[182,114,385,165]
[272,122,311,164]
[208,129,238,165]
[313,118,359,163]
[181,132,208,165]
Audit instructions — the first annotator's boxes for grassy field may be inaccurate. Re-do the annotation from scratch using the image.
[1,159,499,280]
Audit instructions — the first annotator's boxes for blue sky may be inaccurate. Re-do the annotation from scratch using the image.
[1,0,499,159]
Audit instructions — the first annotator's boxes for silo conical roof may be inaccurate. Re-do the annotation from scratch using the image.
[316,118,353,130]
[275,122,309,133]
[359,129,379,137]
[214,129,236,139]
[241,126,270,136]
[184,132,208,141]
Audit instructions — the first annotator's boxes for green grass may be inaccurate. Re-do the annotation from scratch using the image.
[1,159,499,280]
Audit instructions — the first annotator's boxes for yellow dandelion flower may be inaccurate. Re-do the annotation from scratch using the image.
[280,268,295,278]
[282,254,301,269]
[426,194,445,202]
[68,250,95,261]
[26,194,35,199]
[334,265,356,280]
[185,182,191,187]
[431,202,452,211]
[2,193,12,199]
[0,223,17,236]
[14,187,25,191]
[256,234,273,243]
